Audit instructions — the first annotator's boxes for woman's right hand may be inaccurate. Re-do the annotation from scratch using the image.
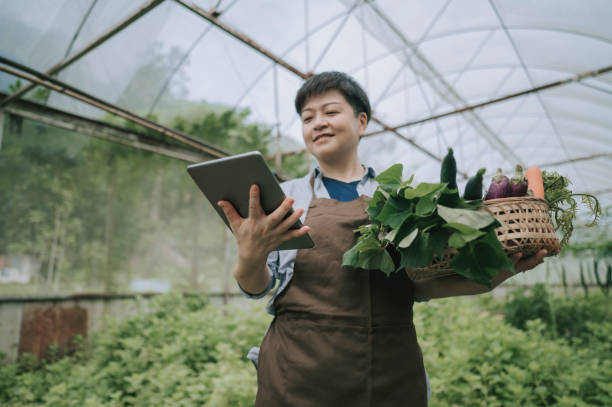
[217,184,310,268]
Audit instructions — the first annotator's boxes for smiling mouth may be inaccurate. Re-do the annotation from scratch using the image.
[313,133,334,142]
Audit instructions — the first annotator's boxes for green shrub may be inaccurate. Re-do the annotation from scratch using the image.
[504,284,611,344]
[0,293,271,406]
[414,297,612,406]
[1,292,610,406]
[504,284,554,330]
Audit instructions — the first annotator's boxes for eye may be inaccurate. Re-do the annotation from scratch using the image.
[302,116,312,123]
[326,111,338,115]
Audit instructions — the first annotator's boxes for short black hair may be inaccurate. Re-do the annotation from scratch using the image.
[295,71,371,123]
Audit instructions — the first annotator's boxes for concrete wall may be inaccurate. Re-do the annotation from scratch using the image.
[0,292,250,364]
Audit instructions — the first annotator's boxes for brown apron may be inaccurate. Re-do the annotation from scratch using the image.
[255,175,427,406]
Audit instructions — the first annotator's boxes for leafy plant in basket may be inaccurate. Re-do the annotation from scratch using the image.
[342,162,514,287]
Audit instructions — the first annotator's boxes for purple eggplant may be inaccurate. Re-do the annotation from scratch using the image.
[485,168,511,200]
[509,164,528,197]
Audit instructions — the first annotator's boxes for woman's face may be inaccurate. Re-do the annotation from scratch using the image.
[300,90,367,163]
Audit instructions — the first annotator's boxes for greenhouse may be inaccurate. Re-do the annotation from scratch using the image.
[0,1,610,406]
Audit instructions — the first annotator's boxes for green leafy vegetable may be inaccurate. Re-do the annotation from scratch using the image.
[344,164,514,286]
[437,204,499,230]
[398,228,419,248]
[541,170,602,247]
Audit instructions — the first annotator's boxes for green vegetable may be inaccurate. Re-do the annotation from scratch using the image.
[462,168,486,200]
[343,163,513,286]
[440,147,457,190]
[541,170,602,248]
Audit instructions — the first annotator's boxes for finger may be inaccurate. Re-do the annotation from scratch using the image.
[217,200,242,230]
[278,207,304,231]
[268,197,295,226]
[279,225,311,243]
[248,184,264,219]
[510,252,523,265]
[517,249,548,272]
[535,249,548,263]
[527,249,547,266]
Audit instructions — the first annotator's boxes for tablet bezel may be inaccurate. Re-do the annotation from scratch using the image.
[187,151,315,251]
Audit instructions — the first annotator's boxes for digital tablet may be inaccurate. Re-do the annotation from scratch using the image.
[187,151,315,251]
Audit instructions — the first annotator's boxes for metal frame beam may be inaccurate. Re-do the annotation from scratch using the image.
[2,94,207,163]
[175,0,462,175]
[362,65,612,137]
[0,55,228,159]
[63,0,99,59]
[174,0,311,78]
[537,153,612,169]
[488,0,576,182]
[0,0,165,108]
[233,9,348,111]
[310,0,361,72]
[362,1,521,165]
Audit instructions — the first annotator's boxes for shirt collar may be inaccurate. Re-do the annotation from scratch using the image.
[313,165,376,183]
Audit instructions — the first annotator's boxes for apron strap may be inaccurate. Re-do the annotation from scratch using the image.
[309,171,316,201]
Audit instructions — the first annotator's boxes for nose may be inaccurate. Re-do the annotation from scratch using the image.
[313,113,328,131]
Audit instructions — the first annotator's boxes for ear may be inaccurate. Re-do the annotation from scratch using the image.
[358,112,368,135]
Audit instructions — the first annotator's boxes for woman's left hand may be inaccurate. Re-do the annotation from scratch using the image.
[509,249,548,273]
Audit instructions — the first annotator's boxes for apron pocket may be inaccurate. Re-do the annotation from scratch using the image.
[277,320,370,407]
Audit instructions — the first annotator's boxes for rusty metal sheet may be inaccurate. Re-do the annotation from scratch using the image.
[19,304,87,359]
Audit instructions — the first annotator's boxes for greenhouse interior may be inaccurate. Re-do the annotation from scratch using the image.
[0,1,610,406]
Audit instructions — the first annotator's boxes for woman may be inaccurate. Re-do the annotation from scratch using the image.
[218,71,546,406]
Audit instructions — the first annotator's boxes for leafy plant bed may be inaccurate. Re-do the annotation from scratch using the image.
[415,295,612,407]
[1,293,609,406]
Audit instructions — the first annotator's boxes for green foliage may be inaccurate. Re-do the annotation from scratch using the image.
[0,293,272,406]
[504,284,611,344]
[0,97,288,293]
[275,152,311,179]
[343,163,513,285]
[542,170,602,248]
[173,108,272,156]
[504,284,556,331]
[8,79,22,93]
[415,296,612,406]
[1,293,610,406]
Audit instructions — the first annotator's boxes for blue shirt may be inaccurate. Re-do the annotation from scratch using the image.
[322,176,360,202]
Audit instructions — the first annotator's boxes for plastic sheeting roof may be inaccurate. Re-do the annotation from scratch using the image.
[1,0,611,207]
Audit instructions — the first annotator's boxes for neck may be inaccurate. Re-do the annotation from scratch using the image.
[318,153,365,182]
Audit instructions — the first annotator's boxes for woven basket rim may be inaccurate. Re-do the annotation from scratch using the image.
[484,196,548,205]
[405,195,560,280]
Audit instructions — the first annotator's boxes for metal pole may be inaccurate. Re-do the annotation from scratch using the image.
[273,64,282,173]
[174,0,310,78]
[0,56,228,159]
[304,0,310,71]
[0,0,165,108]
[63,0,99,59]
[538,153,612,169]
[173,0,448,166]
[5,105,206,163]
[364,65,612,137]
[364,1,520,163]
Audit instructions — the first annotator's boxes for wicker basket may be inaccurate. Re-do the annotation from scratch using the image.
[405,196,561,281]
